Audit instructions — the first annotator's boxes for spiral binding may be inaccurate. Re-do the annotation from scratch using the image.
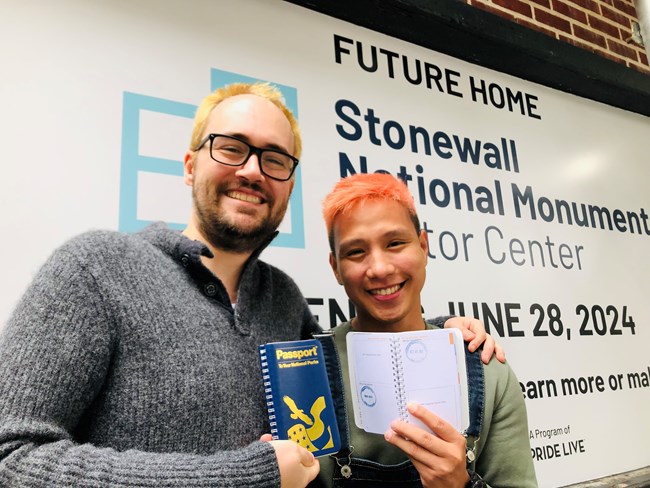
[390,337,408,422]
[259,347,279,438]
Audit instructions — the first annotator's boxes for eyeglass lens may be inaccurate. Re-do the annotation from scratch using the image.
[211,135,295,180]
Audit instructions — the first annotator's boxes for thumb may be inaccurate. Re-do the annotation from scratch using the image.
[299,447,316,467]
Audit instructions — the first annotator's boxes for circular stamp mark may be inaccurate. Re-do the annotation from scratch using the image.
[405,340,427,363]
[360,385,377,407]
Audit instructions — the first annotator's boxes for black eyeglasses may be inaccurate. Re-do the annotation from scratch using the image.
[194,133,299,181]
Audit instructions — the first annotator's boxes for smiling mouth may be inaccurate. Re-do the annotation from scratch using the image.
[369,283,403,296]
[227,190,263,204]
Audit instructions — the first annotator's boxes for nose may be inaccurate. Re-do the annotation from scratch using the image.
[366,251,395,280]
[235,151,264,182]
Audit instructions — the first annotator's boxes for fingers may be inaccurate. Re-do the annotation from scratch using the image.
[298,445,317,468]
[444,317,474,339]
[444,317,482,352]
[458,324,477,345]
[406,403,461,443]
[384,420,442,463]
[494,341,506,363]
[464,318,486,353]
[384,403,468,487]
[479,334,495,364]
[384,404,461,460]
[270,440,320,488]
[444,316,507,363]
[259,433,273,442]
[479,335,506,364]
[302,452,320,484]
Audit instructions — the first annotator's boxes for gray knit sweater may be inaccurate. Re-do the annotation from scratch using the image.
[0,223,321,487]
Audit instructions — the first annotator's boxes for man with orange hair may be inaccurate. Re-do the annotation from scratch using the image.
[315,173,537,487]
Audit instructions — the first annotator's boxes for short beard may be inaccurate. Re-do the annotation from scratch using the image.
[198,210,280,253]
[193,182,288,254]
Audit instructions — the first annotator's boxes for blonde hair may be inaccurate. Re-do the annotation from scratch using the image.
[189,82,302,159]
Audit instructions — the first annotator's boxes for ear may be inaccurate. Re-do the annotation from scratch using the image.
[329,252,343,285]
[183,151,195,186]
[418,229,429,258]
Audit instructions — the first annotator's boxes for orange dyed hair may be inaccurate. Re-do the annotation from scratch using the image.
[322,173,420,253]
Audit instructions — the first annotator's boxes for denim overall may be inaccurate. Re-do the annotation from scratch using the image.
[315,328,484,487]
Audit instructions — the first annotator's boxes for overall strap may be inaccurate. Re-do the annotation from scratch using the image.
[464,342,485,468]
[314,334,353,466]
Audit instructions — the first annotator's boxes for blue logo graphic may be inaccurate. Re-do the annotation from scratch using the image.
[119,69,304,248]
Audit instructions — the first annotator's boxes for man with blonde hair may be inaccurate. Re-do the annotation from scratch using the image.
[0,82,319,488]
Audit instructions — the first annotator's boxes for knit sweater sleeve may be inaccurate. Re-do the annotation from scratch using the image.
[0,245,280,488]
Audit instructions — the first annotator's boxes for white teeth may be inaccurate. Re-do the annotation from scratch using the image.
[371,285,400,296]
[228,191,262,204]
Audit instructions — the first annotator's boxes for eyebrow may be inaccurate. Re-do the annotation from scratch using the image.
[224,132,292,155]
[338,228,414,250]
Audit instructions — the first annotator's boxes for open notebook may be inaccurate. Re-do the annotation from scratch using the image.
[347,328,469,434]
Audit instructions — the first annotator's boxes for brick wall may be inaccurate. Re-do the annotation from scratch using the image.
[467,0,650,74]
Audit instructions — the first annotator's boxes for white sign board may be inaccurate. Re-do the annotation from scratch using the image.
[1,1,648,486]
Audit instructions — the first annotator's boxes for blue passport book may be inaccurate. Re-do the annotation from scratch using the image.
[259,339,341,457]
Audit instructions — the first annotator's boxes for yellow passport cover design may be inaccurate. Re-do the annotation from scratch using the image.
[259,339,341,457]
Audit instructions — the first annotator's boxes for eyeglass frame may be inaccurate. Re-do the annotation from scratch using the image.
[193,133,299,182]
